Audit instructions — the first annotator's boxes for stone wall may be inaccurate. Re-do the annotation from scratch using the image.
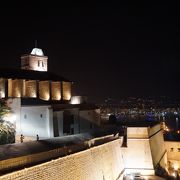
[8,79,23,98]
[121,124,167,176]
[148,124,167,168]
[122,139,154,175]
[62,82,71,100]
[0,139,124,180]
[21,55,48,72]
[25,80,37,98]
[127,127,149,139]
[165,141,180,169]
[51,82,61,100]
[39,81,50,101]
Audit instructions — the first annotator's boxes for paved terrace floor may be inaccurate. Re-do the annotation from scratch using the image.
[0,130,121,175]
[0,126,122,161]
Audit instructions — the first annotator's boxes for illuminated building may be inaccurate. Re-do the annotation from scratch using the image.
[0,48,71,101]
[0,48,100,140]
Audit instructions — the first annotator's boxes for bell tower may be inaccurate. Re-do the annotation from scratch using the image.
[21,48,48,72]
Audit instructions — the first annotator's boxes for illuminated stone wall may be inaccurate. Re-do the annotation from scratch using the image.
[51,82,61,100]
[165,141,180,169]
[25,80,37,98]
[122,124,167,175]
[0,78,5,98]
[0,139,125,180]
[39,81,50,101]
[8,79,13,97]
[127,127,149,139]
[62,82,71,100]
[21,55,48,72]
[8,79,23,97]
[149,124,167,168]
[122,138,154,175]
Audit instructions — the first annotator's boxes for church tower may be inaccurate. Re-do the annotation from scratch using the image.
[21,48,48,72]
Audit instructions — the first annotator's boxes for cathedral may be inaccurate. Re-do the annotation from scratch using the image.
[0,48,100,142]
[0,48,71,101]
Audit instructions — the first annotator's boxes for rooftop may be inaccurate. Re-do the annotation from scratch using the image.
[0,68,71,82]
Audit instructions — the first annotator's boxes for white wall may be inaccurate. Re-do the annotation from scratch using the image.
[20,106,51,138]
[6,98,21,135]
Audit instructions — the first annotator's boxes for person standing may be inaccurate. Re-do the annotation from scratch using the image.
[20,134,24,143]
[36,134,39,141]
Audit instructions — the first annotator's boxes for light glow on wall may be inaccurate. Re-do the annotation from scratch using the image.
[174,163,179,170]
[0,78,5,98]
[0,91,5,98]
[70,96,81,104]
[3,113,16,124]
[39,81,50,101]
[62,82,71,101]
[45,93,50,101]
[51,82,61,100]
[66,93,71,101]
[25,80,37,98]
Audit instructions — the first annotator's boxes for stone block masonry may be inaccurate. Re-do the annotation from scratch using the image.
[0,139,124,180]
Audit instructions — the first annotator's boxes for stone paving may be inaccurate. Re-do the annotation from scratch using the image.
[0,133,94,161]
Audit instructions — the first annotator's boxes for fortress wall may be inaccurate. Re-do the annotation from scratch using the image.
[0,139,124,180]
[127,127,149,138]
[165,141,180,169]
[122,138,154,175]
[149,124,167,168]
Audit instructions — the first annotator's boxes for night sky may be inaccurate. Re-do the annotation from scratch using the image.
[0,1,180,103]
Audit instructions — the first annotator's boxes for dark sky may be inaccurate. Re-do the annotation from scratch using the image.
[0,1,180,102]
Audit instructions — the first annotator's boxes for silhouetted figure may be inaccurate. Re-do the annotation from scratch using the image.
[36,134,39,141]
[109,114,117,124]
[121,126,127,147]
[20,134,24,143]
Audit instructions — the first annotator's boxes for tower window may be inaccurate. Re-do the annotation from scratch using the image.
[24,114,27,119]
[38,61,44,68]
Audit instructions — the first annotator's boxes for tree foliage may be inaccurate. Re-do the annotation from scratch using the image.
[0,99,15,145]
[0,99,10,120]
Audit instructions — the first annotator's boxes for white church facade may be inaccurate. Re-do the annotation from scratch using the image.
[0,48,100,141]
